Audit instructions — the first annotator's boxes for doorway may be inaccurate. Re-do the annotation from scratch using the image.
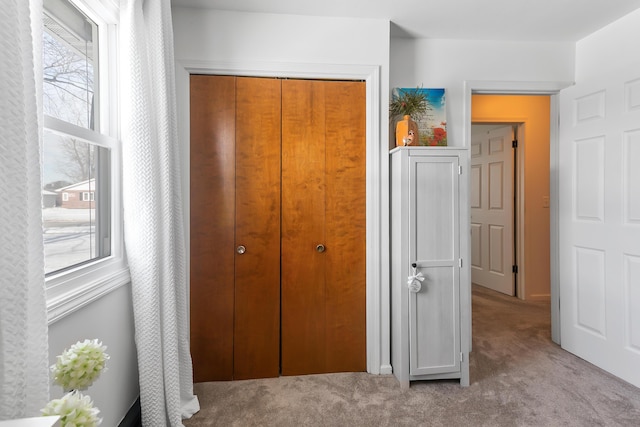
[463,81,571,344]
[470,94,551,302]
[177,61,385,375]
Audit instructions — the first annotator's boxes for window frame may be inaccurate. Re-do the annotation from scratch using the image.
[44,0,129,324]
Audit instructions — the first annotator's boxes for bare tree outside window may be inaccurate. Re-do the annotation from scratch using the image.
[43,16,95,129]
[57,137,96,183]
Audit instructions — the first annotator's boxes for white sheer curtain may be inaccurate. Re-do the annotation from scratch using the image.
[120,0,199,425]
[0,0,50,420]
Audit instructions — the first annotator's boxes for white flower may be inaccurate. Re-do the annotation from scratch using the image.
[42,391,102,427]
[51,339,109,391]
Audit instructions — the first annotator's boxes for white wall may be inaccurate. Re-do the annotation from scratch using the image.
[172,7,392,373]
[575,7,640,81]
[48,284,139,427]
[173,9,389,67]
[389,38,575,147]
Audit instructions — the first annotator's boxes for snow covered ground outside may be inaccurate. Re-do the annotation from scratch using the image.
[43,207,95,222]
[43,207,97,274]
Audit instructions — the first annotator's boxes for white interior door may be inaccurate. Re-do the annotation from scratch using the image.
[559,64,640,388]
[470,125,514,296]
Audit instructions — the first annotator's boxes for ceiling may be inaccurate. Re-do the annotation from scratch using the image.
[171,0,640,42]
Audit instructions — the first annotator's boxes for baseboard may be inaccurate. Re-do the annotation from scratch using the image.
[118,397,141,427]
[380,364,393,375]
[527,293,551,302]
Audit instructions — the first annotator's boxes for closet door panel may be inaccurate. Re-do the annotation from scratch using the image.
[281,79,327,375]
[190,75,236,382]
[234,77,282,379]
[282,79,366,375]
[324,81,367,372]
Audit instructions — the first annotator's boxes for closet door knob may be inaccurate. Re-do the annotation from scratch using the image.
[316,244,326,253]
[236,245,246,254]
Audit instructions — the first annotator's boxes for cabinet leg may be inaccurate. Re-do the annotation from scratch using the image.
[460,354,470,387]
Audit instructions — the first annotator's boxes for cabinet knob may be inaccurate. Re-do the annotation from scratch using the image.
[316,244,326,253]
[236,245,246,254]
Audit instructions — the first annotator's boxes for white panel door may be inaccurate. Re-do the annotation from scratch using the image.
[559,64,640,388]
[471,126,514,295]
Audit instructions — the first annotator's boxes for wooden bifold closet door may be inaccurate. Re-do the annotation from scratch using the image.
[190,75,365,382]
[280,79,366,375]
[190,76,281,381]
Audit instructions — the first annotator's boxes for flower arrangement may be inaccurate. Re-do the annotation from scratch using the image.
[43,339,109,427]
[389,87,430,121]
[42,391,101,427]
[51,339,109,391]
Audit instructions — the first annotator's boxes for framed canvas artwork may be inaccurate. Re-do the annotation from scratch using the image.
[391,88,447,146]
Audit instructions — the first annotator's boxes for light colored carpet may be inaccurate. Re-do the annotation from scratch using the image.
[184,285,640,426]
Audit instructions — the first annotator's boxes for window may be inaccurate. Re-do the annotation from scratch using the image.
[43,0,106,274]
[42,0,126,322]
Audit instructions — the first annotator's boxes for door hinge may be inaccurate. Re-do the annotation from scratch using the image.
[458,165,462,175]
[512,265,518,274]
[460,352,464,362]
[458,258,463,268]
[512,139,518,148]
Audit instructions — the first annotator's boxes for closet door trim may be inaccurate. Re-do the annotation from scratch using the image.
[178,60,387,375]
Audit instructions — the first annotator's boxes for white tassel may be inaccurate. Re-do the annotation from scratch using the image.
[407,265,425,293]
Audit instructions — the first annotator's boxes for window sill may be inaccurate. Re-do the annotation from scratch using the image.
[46,260,130,324]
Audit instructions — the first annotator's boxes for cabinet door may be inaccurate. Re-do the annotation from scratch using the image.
[409,155,461,376]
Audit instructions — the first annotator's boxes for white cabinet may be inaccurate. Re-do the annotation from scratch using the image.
[390,147,470,388]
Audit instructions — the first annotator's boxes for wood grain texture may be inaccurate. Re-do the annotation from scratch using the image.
[234,77,282,379]
[189,75,235,381]
[324,81,367,372]
[191,76,366,380]
[281,79,366,375]
[281,79,327,375]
